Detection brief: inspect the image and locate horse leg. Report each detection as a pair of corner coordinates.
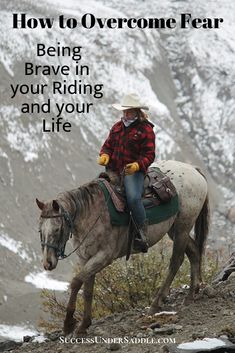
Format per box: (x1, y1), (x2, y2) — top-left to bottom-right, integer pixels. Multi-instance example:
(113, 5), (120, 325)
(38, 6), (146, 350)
(168, 230), (201, 303)
(74, 275), (95, 334)
(64, 250), (111, 336)
(149, 229), (188, 315)
(64, 277), (83, 336)
(184, 237), (201, 304)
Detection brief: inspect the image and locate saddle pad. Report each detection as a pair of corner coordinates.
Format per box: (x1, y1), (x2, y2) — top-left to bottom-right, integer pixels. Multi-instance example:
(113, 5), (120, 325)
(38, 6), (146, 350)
(99, 178), (125, 212)
(97, 180), (180, 226)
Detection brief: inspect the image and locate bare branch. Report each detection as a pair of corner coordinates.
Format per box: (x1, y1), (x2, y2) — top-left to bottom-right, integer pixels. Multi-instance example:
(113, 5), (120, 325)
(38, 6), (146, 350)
(212, 252), (235, 283)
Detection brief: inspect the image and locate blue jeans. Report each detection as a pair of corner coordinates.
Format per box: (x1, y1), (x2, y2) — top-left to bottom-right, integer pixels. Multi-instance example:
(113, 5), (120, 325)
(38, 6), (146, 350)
(124, 172), (146, 227)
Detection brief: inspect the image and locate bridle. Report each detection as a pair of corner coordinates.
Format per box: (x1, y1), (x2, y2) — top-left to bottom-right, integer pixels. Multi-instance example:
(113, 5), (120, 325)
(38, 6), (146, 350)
(39, 204), (74, 260)
(39, 200), (103, 261)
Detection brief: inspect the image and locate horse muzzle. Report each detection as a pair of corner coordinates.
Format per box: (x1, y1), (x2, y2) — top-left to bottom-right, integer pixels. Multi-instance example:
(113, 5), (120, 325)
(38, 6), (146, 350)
(43, 260), (56, 271)
(43, 250), (58, 271)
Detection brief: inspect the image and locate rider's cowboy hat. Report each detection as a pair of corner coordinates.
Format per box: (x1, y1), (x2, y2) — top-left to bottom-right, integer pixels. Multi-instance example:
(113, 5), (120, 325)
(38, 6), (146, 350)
(112, 93), (149, 111)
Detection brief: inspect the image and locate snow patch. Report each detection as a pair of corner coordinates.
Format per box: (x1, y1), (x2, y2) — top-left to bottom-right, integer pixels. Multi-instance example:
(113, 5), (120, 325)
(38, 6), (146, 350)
(24, 271), (69, 291)
(0, 51), (14, 77)
(0, 324), (38, 342)
(65, 163), (76, 181)
(32, 335), (48, 343)
(0, 232), (31, 262)
(0, 147), (14, 186)
(154, 311), (177, 316)
(178, 337), (226, 350)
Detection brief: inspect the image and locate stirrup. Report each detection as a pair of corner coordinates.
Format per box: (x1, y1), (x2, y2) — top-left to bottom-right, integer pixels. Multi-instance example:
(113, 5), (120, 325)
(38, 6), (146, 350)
(131, 218), (149, 253)
(133, 238), (149, 253)
(133, 227), (149, 253)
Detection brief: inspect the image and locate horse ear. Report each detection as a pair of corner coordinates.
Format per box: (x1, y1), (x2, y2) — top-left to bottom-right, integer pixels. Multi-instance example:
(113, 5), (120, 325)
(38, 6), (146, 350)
(52, 200), (60, 212)
(36, 198), (45, 210)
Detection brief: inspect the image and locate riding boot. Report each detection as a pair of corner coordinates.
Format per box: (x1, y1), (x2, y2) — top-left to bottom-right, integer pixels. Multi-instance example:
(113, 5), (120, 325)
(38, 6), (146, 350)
(133, 219), (149, 253)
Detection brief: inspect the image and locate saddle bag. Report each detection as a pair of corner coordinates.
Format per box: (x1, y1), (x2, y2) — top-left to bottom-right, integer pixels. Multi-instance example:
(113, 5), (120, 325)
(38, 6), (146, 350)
(146, 168), (177, 203)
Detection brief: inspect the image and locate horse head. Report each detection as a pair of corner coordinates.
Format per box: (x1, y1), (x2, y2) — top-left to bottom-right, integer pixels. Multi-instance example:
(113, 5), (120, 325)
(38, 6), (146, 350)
(36, 198), (73, 271)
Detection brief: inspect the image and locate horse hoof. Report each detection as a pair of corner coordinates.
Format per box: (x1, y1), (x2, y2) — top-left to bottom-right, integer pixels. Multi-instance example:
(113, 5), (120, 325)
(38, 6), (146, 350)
(75, 320), (91, 335)
(63, 317), (77, 336)
(74, 327), (88, 336)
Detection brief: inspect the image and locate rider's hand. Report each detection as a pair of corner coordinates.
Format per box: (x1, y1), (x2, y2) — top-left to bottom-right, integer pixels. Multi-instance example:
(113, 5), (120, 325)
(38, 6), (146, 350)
(124, 162), (140, 175)
(97, 154), (110, 166)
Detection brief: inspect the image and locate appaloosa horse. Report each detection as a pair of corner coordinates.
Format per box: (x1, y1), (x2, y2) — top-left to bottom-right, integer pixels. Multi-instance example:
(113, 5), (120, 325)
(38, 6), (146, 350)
(36, 160), (209, 336)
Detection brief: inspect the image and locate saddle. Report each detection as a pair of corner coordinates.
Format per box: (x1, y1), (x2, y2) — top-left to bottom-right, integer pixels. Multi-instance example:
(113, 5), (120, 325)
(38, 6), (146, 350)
(97, 167), (179, 261)
(98, 167), (177, 212)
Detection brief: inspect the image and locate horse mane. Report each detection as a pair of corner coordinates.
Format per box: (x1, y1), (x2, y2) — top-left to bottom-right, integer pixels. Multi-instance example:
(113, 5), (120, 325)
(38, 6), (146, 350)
(57, 181), (101, 216)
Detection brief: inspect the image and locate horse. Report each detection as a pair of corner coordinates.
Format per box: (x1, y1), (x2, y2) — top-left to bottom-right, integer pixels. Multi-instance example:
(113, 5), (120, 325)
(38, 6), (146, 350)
(36, 160), (209, 336)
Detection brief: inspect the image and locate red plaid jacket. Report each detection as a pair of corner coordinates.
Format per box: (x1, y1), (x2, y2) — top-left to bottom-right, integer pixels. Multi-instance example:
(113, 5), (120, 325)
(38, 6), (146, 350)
(100, 118), (155, 174)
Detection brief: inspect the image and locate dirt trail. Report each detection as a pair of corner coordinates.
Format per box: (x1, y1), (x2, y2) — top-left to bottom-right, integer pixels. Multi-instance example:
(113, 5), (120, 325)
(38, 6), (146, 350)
(2, 275), (234, 353)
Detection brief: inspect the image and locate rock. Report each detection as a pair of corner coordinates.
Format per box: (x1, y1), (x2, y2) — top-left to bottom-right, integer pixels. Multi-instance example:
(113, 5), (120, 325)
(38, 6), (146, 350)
(107, 342), (122, 351)
(0, 340), (22, 352)
(155, 324), (182, 333)
(113, 315), (125, 323)
(153, 326), (174, 335)
(21, 342), (32, 349)
(136, 332), (147, 338)
(140, 325), (148, 330)
(46, 330), (62, 341)
(149, 322), (161, 329)
(93, 328), (107, 336)
(55, 348), (63, 353)
(220, 325), (235, 338)
(160, 345), (170, 353)
(172, 324), (183, 331)
(203, 285), (216, 298)
(96, 318), (105, 324)
(23, 335), (32, 342)
(191, 331), (207, 340)
(146, 328), (154, 337)
(227, 207), (235, 223)
(219, 334), (228, 339)
(222, 309), (234, 316)
(32, 335), (48, 343)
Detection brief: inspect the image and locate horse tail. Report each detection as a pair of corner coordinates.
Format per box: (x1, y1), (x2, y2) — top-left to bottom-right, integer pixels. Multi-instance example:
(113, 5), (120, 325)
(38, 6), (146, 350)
(194, 168), (210, 275)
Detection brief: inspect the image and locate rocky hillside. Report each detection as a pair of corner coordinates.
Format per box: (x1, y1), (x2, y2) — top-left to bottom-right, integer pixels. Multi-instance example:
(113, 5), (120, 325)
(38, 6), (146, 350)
(1, 275), (235, 353)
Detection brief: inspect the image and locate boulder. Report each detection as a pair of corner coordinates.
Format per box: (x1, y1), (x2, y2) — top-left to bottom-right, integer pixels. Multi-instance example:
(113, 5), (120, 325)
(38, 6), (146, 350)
(227, 207), (235, 223)
(0, 340), (22, 352)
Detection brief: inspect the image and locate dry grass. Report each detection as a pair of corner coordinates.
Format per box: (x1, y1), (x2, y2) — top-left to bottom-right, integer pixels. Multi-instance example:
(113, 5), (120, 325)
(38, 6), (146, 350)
(38, 239), (219, 332)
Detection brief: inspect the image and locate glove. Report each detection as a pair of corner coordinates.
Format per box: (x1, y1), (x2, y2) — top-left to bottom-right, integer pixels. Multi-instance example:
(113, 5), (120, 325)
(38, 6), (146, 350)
(124, 162), (140, 175)
(97, 153), (110, 166)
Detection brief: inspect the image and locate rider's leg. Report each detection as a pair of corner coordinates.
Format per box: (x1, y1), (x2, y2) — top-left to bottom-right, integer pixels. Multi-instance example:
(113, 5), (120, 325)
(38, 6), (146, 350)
(124, 172), (149, 252)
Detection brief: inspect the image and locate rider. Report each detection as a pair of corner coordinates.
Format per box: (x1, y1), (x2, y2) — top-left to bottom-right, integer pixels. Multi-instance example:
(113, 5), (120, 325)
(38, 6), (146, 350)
(97, 93), (156, 252)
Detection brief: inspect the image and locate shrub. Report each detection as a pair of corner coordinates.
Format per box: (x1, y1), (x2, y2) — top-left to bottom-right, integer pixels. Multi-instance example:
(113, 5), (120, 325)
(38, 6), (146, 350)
(38, 239), (219, 332)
